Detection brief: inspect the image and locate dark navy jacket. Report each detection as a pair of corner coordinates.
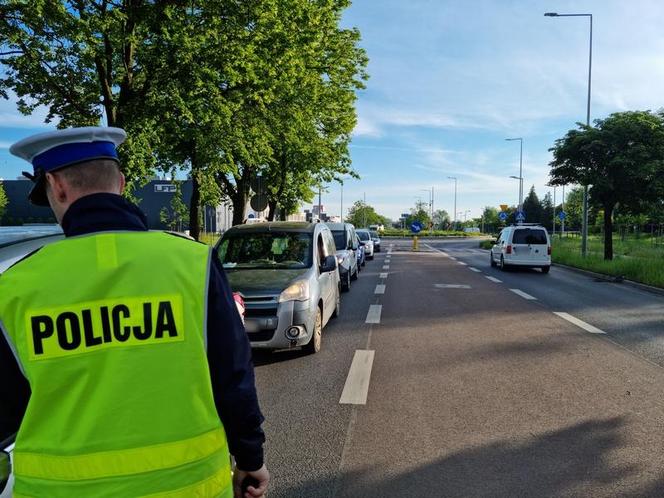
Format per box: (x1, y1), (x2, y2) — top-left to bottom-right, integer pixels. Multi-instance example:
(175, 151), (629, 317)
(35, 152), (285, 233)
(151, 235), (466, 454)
(0, 193), (265, 470)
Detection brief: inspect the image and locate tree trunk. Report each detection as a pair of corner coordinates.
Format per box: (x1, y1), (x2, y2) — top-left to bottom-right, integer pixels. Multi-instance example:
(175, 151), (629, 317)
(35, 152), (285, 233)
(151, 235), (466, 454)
(267, 200), (278, 221)
(603, 203), (614, 260)
(279, 209), (287, 221)
(189, 171), (201, 241)
(231, 190), (248, 226)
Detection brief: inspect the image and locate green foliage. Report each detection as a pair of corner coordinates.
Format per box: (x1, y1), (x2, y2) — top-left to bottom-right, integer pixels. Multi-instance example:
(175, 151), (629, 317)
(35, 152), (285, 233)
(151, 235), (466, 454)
(549, 111), (664, 259)
(432, 209), (450, 229)
(0, 0), (368, 234)
(159, 184), (189, 232)
(552, 236), (664, 288)
(346, 200), (387, 228)
(0, 181), (7, 221)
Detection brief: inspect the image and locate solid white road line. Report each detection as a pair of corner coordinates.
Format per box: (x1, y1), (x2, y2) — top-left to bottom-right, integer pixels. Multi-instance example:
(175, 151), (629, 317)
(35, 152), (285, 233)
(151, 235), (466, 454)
(379, 272), (388, 278)
(339, 350), (375, 405)
(374, 284), (386, 294)
(458, 261), (467, 266)
(509, 288), (537, 300)
(485, 276), (502, 283)
(365, 304), (382, 324)
(468, 267), (482, 272)
(553, 312), (606, 334)
(435, 284), (472, 289)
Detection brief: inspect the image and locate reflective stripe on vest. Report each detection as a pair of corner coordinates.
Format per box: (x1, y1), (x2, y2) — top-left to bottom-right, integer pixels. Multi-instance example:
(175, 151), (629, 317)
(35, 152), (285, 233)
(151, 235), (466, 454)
(14, 428), (226, 481)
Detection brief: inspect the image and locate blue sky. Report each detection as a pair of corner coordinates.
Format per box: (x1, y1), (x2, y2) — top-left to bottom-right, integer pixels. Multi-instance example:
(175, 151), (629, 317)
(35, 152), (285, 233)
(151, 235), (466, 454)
(3, 1), (664, 222)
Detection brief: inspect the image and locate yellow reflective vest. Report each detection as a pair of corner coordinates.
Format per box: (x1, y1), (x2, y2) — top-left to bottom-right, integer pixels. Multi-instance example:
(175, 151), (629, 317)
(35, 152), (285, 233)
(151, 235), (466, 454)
(0, 231), (232, 498)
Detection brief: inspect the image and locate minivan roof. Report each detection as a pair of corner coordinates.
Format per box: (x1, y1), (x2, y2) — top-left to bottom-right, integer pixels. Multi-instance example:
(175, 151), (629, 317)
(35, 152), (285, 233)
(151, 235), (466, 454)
(225, 222), (318, 234)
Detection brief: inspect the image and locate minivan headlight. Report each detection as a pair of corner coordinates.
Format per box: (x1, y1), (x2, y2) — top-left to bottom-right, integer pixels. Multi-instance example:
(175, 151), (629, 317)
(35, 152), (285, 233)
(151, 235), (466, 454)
(279, 280), (310, 302)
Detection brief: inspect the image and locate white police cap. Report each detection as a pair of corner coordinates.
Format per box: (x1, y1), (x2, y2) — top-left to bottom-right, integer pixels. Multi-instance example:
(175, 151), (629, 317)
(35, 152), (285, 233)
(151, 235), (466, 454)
(9, 127), (126, 206)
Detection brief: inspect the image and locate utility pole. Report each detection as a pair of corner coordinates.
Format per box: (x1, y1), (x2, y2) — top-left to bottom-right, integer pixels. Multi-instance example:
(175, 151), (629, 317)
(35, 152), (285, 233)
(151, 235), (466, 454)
(552, 186), (556, 237)
(448, 177), (457, 231)
(363, 191), (366, 228)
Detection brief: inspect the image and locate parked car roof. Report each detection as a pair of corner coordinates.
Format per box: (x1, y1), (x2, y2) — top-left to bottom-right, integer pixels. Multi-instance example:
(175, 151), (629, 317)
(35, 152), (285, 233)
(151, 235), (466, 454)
(325, 222), (354, 231)
(225, 222), (319, 234)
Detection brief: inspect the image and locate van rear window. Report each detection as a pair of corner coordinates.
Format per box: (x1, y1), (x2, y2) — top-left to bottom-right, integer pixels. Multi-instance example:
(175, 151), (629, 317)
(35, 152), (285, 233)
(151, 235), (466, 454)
(513, 229), (547, 245)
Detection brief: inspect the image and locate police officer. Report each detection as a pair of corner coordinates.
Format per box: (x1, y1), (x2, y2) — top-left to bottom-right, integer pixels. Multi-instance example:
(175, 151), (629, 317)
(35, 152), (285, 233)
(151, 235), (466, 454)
(0, 127), (269, 497)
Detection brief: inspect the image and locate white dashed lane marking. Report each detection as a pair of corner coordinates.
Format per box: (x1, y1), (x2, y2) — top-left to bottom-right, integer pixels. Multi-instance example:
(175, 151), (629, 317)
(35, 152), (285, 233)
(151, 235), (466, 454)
(468, 267), (481, 272)
(485, 276), (502, 283)
(435, 284), (472, 289)
(458, 262), (467, 266)
(553, 312), (606, 334)
(339, 350), (375, 405)
(374, 284), (386, 295)
(365, 304), (382, 324)
(379, 272), (388, 278)
(382, 265), (390, 270)
(509, 288), (537, 300)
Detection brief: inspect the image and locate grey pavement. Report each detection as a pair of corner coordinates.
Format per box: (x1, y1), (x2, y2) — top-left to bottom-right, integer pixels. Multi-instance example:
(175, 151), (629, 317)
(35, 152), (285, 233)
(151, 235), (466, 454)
(256, 239), (664, 497)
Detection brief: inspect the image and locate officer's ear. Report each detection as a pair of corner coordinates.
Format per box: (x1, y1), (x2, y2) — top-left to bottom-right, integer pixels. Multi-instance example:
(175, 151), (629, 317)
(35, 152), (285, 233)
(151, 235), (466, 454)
(45, 172), (68, 203)
(118, 171), (126, 194)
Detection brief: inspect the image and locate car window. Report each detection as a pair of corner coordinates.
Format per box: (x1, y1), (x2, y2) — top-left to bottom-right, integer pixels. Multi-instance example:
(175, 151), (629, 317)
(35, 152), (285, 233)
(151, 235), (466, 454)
(323, 230), (336, 256)
(357, 231), (370, 241)
(370, 231), (379, 238)
(512, 228), (548, 245)
(218, 232), (313, 269)
(331, 230), (346, 250)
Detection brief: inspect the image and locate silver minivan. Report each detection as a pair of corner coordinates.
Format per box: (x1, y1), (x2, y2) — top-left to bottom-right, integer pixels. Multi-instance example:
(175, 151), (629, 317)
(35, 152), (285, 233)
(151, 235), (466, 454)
(216, 222), (340, 353)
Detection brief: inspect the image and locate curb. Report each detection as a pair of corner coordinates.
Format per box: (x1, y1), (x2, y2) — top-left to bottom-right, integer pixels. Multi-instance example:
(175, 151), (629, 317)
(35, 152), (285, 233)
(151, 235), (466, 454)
(554, 262), (664, 298)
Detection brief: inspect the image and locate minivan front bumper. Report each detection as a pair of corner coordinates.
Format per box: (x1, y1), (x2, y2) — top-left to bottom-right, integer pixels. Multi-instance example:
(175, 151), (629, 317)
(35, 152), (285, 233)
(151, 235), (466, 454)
(242, 296), (316, 349)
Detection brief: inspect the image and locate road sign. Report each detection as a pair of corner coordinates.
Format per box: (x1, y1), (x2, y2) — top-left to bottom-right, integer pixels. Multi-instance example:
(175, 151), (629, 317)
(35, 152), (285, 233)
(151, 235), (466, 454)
(558, 211), (566, 221)
(499, 212), (508, 221)
(250, 194), (268, 211)
(515, 211), (526, 222)
(411, 221), (423, 233)
(500, 204), (509, 212)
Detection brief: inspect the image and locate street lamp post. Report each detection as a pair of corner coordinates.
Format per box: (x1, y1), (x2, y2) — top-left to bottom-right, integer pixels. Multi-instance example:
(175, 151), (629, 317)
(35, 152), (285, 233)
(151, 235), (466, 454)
(505, 137), (523, 211)
(448, 177), (457, 230)
(509, 175), (523, 218)
(545, 11), (592, 256)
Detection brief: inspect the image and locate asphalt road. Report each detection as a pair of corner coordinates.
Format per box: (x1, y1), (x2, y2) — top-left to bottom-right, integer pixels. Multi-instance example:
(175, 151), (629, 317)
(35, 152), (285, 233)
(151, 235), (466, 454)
(255, 238), (664, 497)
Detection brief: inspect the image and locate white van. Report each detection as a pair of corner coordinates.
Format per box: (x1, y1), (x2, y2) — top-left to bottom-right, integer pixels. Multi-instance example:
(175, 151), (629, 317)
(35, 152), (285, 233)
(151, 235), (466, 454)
(490, 225), (551, 273)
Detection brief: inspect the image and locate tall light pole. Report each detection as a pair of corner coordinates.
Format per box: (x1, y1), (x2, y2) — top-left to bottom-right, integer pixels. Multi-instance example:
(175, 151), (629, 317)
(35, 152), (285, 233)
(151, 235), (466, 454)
(448, 177), (457, 230)
(509, 175), (523, 219)
(545, 11), (592, 256)
(505, 137), (523, 211)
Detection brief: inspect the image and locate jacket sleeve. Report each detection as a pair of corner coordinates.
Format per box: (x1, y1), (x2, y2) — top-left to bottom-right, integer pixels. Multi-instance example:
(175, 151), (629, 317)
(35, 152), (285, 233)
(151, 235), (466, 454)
(0, 328), (30, 443)
(206, 253), (265, 471)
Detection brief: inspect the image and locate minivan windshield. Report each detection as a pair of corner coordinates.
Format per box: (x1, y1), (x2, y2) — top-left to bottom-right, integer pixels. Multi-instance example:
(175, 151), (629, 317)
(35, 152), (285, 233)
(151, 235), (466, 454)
(513, 228), (548, 245)
(331, 230), (347, 251)
(218, 232), (313, 269)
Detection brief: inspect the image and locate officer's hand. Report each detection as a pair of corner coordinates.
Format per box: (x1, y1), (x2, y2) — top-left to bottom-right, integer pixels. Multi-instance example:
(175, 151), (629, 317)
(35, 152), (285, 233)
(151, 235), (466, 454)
(233, 464), (269, 498)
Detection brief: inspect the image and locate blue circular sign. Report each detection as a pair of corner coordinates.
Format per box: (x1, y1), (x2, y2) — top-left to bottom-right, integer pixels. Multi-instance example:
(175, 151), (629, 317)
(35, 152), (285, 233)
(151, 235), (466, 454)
(411, 221), (423, 233)
(558, 211), (566, 221)
(499, 212), (508, 221)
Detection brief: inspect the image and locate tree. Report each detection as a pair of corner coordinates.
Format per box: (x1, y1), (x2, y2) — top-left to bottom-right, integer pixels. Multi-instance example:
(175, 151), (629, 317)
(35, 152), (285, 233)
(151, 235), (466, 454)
(560, 187), (584, 231)
(549, 111), (664, 259)
(0, 181), (7, 221)
(482, 206), (500, 232)
(432, 209), (450, 230)
(541, 192), (554, 231)
(346, 200), (386, 228)
(406, 200), (431, 228)
(0, 1), (170, 187)
(522, 185), (542, 226)
(159, 183), (189, 232)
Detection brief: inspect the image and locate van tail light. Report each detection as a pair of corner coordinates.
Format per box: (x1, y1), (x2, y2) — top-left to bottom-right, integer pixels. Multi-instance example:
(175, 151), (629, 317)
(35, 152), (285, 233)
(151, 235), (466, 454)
(547, 246), (552, 256)
(506, 245), (512, 254)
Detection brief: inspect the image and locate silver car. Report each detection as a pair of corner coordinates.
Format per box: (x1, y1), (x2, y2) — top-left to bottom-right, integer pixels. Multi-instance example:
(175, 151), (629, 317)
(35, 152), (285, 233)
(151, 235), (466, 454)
(216, 222), (341, 353)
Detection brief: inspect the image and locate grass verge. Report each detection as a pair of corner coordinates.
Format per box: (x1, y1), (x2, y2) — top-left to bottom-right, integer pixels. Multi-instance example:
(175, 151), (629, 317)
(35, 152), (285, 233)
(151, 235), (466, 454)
(552, 236), (664, 288)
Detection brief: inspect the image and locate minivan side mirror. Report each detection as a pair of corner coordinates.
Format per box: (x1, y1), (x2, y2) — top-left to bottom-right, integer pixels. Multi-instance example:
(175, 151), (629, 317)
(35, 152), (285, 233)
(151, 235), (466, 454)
(320, 255), (337, 273)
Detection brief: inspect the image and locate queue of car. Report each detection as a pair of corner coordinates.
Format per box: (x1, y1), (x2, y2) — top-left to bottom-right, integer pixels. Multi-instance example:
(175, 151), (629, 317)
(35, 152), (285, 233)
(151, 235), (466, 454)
(214, 221), (380, 355)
